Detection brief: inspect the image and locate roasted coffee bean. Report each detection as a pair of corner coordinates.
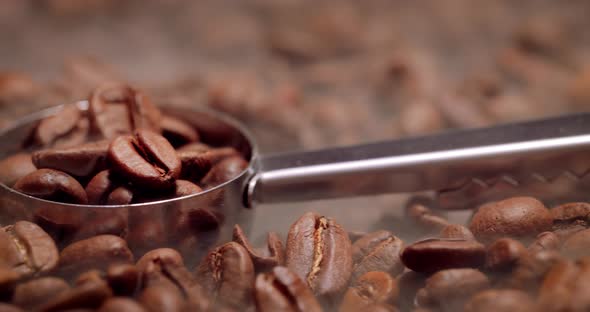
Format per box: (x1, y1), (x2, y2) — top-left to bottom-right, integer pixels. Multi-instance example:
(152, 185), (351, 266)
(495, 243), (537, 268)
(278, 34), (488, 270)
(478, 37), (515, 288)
(561, 228), (590, 259)
(285, 212), (353, 298)
(33, 105), (88, 148)
(174, 180), (202, 197)
(0, 221), (58, 276)
(177, 150), (213, 182)
(553, 220), (587, 242)
(348, 231), (367, 243)
(39, 277), (113, 312)
(485, 238), (527, 272)
(127, 218), (167, 255)
(469, 197), (552, 243)
(75, 269), (105, 285)
(538, 259), (590, 312)
(351, 230), (404, 280)
(13, 169), (88, 204)
(106, 264), (139, 296)
(506, 250), (562, 291)
(85, 170), (120, 204)
(201, 155), (248, 187)
(401, 238), (485, 273)
(0, 303), (23, 312)
(233, 224), (284, 272)
(161, 115), (200, 148)
(195, 241), (255, 308)
(69, 211), (128, 242)
(98, 297), (146, 312)
(89, 83), (161, 139)
(136, 248), (184, 274)
(32, 140), (109, 179)
(33, 206), (84, 243)
(464, 289), (536, 312)
(138, 284), (184, 312)
(107, 186), (134, 204)
(59, 235), (134, 276)
(528, 231), (560, 254)
(440, 224), (475, 240)
(551, 202), (590, 225)
(108, 129), (181, 189)
(339, 271), (398, 312)
(415, 269), (489, 312)
(405, 202), (449, 232)
(176, 142), (212, 153)
(255, 266), (322, 312)
(0, 267), (19, 300)
(12, 277), (70, 310)
(0, 153), (36, 187)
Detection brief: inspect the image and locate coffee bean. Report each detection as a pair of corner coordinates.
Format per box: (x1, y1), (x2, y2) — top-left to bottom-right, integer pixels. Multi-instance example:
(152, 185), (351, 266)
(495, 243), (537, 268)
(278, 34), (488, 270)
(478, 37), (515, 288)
(85, 170), (120, 205)
(136, 248), (184, 274)
(38, 277), (113, 312)
(174, 180), (202, 197)
(339, 271), (398, 312)
(0, 154), (36, 187)
(440, 224), (475, 240)
(108, 129), (181, 189)
(98, 298), (146, 312)
(0, 267), (19, 300)
(0, 221), (58, 276)
(32, 140), (109, 179)
(538, 259), (590, 312)
(161, 115), (200, 148)
(415, 269), (489, 311)
(506, 250), (562, 291)
(89, 83), (161, 139)
(33, 206), (84, 243)
(255, 266), (322, 312)
(69, 211), (128, 242)
(12, 277), (70, 310)
(553, 221), (587, 242)
(106, 264), (139, 296)
(401, 238), (485, 273)
(405, 202), (449, 232)
(485, 238), (526, 272)
(285, 212), (353, 298)
(0, 303), (24, 312)
(233, 224), (284, 272)
(138, 284), (184, 312)
(195, 241), (255, 308)
(107, 186), (134, 205)
(469, 197), (552, 243)
(33, 105), (88, 148)
(59, 235), (134, 277)
(201, 155), (248, 187)
(464, 289), (536, 312)
(13, 169), (88, 204)
(351, 230), (404, 280)
(127, 218), (167, 255)
(551, 202), (590, 225)
(528, 231), (560, 254)
(176, 142), (212, 153)
(561, 228), (590, 259)
(177, 150), (213, 183)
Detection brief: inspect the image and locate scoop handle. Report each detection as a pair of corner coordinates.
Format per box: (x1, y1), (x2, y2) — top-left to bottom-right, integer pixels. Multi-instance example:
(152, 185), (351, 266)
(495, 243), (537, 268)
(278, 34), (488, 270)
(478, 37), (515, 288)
(244, 113), (590, 208)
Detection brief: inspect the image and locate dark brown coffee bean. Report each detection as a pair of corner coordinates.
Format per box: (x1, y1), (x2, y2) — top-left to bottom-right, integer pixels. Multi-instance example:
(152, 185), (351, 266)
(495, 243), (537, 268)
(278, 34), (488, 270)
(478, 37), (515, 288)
(285, 212), (353, 298)
(108, 130), (181, 189)
(174, 180), (202, 197)
(136, 248), (184, 274)
(405, 202), (449, 232)
(161, 115), (200, 148)
(485, 237), (526, 271)
(127, 218), (167, 255)
(32, 140), (109, 179)
(351, 230), (404, 280)
(70, 211), (128, 242)
(12, 277), (70, 310)
(39, 278), (113, 312)
(201, 155), (248, 187)
(561, 228), (590, 259)
(85, 170), (119, 205)
(339, 271), (398, 312)
(177, 150), (213, 182)
(0, 153), (36, 187)
(255, 266), (322, 312)
(464, 289), (536, 312)
(0, 303), (23, 312)
(89, 83), (161, 139)
(469, 197), (552, 243)
(13, 169), (88, 204)
(440, 224), (475, 240)
(538, 259), (590, 312)
(0, 267), (19, 300)
(401, 238), (486, 273)
(528, 231), (560, 254)
(0, 221), (58, 276)
(107, 186), (134, 205)
(59, 235), (134, 276)
(233, 224), (284, 272)
(506, 250), (562, 291)
(551, 202), (590, 225)
(107, 264), (139, 296)
(176, 142), (211, 153)
(98, 298), (146, 312)
(33, 206), (84, 243)
(158, 262), (210, 311)
(33, 105), (87, 148)
(138, 284), (184, 312)
(195, 241), (255, 308)
(415, 269), (489, 311)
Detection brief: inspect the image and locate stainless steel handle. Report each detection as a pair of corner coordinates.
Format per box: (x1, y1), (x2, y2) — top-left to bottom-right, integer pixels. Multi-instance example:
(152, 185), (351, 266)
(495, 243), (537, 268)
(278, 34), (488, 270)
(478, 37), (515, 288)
(245, 113), (590, 207)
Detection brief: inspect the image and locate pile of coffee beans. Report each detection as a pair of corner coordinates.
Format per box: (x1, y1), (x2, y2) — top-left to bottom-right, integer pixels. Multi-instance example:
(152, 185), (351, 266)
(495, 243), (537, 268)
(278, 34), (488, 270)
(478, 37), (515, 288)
(1, 196), (590, 311)
(0, 83), (248, 205)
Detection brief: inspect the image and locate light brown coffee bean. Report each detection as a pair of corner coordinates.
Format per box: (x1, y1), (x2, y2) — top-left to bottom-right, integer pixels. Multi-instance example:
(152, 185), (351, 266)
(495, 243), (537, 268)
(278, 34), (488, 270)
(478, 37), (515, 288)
(39, 278), (113, 312)
(416, 269), (489, 312)
(136, 248), (184, 275)
(538, 259), (590, 312)
(69, 211), (128, 242)
(0, 221), (58, 276)
(405, 201), (449, 232)
(551, 202), (590, 225)
(506, 250), (562, 291)
(255, 266), (322, 312)
(33, 105), (88, 148)
(469, 197), (552, 243)
(440, 224), (475, 240)
(561, 228), (590, 259)
(174, 180), (202, 197)
(528, 232), (560, 254)
(401, 239), (486, 273)
(85, 170), (120, 205)
(285, 212), (353, 298)
(32, 139), (109, 179)
(13, 169), (88, 204)
(351, 230), (404, 280)
(464, 289), (536, 312)
(161, 115), (200, 148)
(107, 186), (134, 205)
(233, 224), (284, 272)
(98, 297), (146, 312)
(138, 284), (184, 312)
(339, 271), (398, 312)
(12, 277), (70, 310)
(59, 235), (134, 276)
(0, 153), (36, 187)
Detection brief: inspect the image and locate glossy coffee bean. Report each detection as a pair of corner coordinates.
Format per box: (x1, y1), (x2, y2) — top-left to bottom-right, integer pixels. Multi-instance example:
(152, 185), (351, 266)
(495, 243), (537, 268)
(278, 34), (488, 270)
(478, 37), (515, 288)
(173, 180), (202, 197)
(528, 231), (560, 254)
(440, 224), (475, 240)
(561, 228), (590, 259)
(233, 224), (284, 272)
(401, 238), (486, 273)
(138, 284), (184, 312)
(0, 221), (58, 276)
(13, 169), (88, 204)
(33, 105), (87, 148)
(127, 218), (167, 255)
(464, 289), (536, 312)
(285, 212), (353, 298)
(255, 266), (322, 312)
(85, 170), (120, 204)
(106, 264), (139, 296)
(538, 260), (590, 312)
(177, 150), (213, 183)
(469, 197), (552, 243)
(161, 115), (200, 148)
(405, 201), (449, 232)
(59, 235), (134, 276)
(339, 271), (398, 312)
(69, 211), (128, 242)
(415, 269), (489, 311)
(32, 140), (109, 179)
(551, 202), (590, 225)
(485, 238), (527, 272)
(351, 230), (404, 280)
(39, 277), (113, 312)
(201, 155), (248, 187)
(98, 298), (146, 312)
(12, 277), (70, 310)
(507, 250), (562, 291)
(0, 153), (36, 187)
(108, 130), (181, 189)
(33, 206), (85, 243)
(136, 248), (184, 274)
(107, 186), (134, 205)
(196, 242), (255, 308)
